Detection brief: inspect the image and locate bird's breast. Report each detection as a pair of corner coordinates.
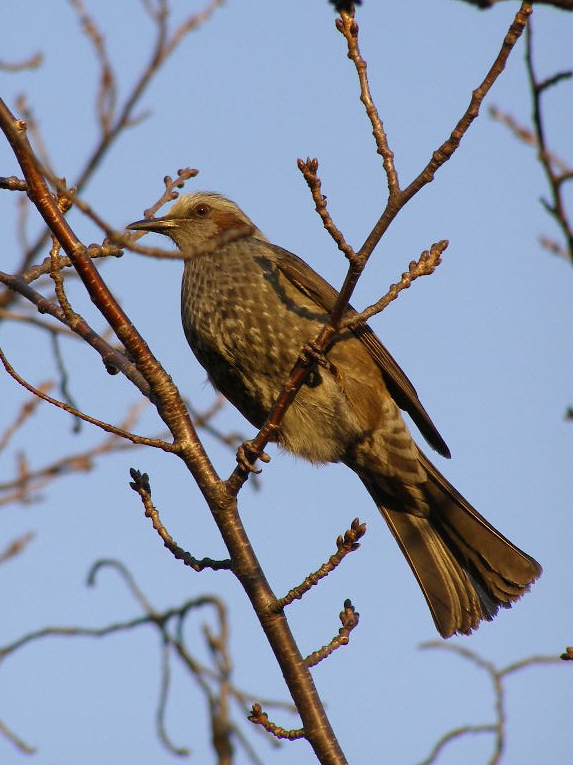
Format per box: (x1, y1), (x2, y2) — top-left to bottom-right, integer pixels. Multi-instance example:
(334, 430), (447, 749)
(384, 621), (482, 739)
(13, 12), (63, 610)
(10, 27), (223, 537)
(179, 241), (369, 463)
(180, 246), (314, 417)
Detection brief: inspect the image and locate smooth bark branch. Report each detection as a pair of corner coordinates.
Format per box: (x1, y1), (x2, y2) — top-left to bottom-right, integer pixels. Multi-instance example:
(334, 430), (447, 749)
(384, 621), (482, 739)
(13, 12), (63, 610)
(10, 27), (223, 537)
(0, 98), (219, 496)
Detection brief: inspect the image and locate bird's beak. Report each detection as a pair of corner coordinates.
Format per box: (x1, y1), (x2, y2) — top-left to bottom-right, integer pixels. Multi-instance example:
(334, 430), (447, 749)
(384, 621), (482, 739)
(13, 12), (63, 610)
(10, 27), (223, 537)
(126, 216), (177, 234)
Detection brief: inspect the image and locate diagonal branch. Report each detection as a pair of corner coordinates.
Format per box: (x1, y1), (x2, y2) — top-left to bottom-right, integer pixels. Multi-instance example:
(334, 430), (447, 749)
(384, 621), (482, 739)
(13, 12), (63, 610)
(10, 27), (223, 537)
(0, 346), (175, 451)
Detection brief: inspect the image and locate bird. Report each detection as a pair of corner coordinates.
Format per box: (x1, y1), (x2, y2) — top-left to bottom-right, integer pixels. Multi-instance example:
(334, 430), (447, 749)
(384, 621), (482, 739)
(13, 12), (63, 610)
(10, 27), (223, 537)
(128, 191), (542, 638)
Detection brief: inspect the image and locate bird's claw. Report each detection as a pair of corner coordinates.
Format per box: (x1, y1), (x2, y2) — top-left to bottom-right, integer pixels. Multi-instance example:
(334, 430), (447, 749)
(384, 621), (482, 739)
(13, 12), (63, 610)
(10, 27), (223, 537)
(301, 340), (337, 374)
(236, 440), (271, 474)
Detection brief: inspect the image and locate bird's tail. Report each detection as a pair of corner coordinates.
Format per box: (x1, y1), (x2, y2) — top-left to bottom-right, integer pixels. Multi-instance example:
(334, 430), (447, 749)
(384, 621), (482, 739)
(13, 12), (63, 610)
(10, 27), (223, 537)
(352, 452), (542, 638)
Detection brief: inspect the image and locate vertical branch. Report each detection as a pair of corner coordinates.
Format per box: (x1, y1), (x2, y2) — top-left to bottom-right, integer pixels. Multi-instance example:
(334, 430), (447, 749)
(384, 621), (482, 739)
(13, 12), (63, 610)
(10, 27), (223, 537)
(525, 22), (573, 262)
(336, 11), (400, 195)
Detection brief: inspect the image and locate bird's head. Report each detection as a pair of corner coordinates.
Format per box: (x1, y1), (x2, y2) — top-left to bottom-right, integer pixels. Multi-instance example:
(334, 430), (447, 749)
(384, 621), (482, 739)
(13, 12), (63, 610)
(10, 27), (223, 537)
(126, 191), (267, 250)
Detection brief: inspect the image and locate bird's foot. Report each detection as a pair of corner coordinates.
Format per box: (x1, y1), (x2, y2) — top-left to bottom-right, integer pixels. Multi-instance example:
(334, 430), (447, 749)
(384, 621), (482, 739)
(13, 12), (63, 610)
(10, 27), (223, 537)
(236, 439), (271, 474)
(300, 340), (337, 375)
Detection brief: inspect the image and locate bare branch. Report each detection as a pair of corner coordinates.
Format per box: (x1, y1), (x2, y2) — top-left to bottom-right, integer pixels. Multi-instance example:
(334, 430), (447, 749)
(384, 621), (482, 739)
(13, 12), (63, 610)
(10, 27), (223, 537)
(70, 0), (117, 135)
(275, 519), (366, 610)
(417, 641), (565, 765)
(0, 52), (43, 72)
(0, 175), (27, 191)
(0, 347), (175, 451)
(297, 157), (357, 262)
(248, 704), (305, 741)
(304, 600), (359, 668)
(0, 267), (150, 395)
(525, 22), (573, 262)
(0, 718), (36, 756)
(129, 468), (232, 571)
(2, 0), (222, 284)
(0, 532), (35, 565)
(342, 241), (447, 329)
(143, 167), (199, 218)
(0, 382), (50, 454)
(336, 9), (399, 194)
(360, 1), (533, 261)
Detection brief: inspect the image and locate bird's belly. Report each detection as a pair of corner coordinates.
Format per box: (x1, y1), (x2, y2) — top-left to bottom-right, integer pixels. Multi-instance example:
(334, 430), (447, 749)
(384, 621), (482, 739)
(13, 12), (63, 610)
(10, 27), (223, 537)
(184, 315), (364, 464)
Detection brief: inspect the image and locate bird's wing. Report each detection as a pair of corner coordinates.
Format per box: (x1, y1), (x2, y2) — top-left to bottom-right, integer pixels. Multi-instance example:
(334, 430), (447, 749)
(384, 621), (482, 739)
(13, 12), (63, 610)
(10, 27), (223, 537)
(268, 242), (451, 458)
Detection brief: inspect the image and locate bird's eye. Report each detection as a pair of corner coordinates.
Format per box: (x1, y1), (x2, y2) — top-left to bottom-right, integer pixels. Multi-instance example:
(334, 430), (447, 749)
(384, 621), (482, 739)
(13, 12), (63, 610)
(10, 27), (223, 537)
(194, 203), (211, 217)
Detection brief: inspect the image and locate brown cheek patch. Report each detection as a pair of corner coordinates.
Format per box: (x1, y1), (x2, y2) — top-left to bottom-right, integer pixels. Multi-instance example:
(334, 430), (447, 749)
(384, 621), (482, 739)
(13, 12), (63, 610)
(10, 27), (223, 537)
(211, 209), (246, 231)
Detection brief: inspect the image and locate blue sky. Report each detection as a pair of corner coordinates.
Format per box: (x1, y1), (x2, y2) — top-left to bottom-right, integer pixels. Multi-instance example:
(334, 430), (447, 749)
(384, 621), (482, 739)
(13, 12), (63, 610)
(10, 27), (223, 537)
(1, 2), (572, 764)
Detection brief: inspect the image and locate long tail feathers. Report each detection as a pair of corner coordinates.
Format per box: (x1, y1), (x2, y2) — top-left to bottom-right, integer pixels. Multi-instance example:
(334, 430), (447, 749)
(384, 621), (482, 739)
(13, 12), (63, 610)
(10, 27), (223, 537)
(355, 453), (542, 638)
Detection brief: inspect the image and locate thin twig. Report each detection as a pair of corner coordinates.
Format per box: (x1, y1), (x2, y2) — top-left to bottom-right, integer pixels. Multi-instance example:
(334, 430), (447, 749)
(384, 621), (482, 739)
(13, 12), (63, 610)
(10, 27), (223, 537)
(0, 717), (36, 755)
(0, 268), (150, 396)
(417, 640), (564, 765)
(0, 532), (35, 565)
(0, 53), (43, 72)
(297, 158), (357, 262)
(143, 168), (199, 218)
(0, 0), (221, 287)
(341, 241), (447, 329)
(0, 175), (27, 191)
(0, 347), (175, 451)
(248, 704), (305, 741)
(336, 10), (399, 194)
(304, 600), (359, 668)
(0, 383), (50, 454)
(525, 22), (573, 261)
(275, 519), (366, 610)
(129, 468), (232, 571)
(360, 2), (533, 262)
